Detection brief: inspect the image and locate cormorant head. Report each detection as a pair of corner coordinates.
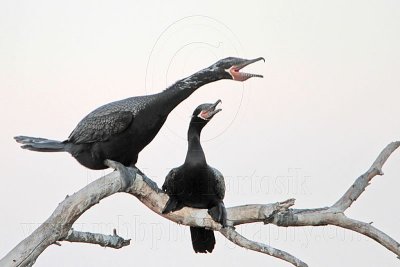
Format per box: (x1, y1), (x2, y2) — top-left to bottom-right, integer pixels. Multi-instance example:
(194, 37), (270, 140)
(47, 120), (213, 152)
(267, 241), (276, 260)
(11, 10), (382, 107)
(191, 100), (222, 126)
(209, 57), (265, 81)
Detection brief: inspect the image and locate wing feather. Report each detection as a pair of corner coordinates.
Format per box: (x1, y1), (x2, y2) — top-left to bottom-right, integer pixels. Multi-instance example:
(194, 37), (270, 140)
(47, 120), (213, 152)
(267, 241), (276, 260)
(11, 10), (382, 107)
(162, 168), (179, 193)
(211, 167), (225, 200)
(68, 111), (133, 144)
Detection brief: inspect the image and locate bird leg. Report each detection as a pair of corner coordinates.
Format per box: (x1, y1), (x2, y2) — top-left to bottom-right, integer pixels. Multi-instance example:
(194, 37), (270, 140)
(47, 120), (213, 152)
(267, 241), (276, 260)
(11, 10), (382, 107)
(104, 159), (133, 190)
(208, 201), (227, 228)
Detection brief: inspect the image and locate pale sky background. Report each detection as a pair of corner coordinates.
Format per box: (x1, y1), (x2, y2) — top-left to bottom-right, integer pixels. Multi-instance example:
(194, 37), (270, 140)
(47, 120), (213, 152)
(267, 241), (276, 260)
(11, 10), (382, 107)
(1, 1), (400, 266)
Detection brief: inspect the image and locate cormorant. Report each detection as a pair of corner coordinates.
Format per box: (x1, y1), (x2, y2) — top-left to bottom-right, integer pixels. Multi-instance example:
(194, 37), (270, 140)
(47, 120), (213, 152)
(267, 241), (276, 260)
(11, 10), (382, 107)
(162, 100), (226, 253)
(15, 57), (264, 170)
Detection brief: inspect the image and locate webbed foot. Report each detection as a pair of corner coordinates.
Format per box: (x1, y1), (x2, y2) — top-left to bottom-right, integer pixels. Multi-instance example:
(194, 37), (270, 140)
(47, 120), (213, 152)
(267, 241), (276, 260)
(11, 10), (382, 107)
(208, 201), (227, 227)
(162, 196), (184, 214)
(104, 159), (133, 190)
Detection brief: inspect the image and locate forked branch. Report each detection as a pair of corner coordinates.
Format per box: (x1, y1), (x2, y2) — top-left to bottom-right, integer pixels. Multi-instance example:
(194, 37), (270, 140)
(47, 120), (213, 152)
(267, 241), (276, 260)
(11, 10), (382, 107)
(1, 142), (399, 267)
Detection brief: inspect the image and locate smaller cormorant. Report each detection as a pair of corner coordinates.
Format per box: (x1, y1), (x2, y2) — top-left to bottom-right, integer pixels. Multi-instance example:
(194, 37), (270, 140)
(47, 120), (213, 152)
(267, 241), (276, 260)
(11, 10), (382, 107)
(15, 57), (264, 170)
(162, 100), (226, 253)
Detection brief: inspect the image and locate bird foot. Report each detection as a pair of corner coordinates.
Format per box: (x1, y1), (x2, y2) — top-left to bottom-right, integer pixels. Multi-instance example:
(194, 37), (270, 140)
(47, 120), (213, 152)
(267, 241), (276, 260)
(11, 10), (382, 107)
(208, 202), (228, 228)
(104, 159), (133, 190)
(162, 196), (184, 214)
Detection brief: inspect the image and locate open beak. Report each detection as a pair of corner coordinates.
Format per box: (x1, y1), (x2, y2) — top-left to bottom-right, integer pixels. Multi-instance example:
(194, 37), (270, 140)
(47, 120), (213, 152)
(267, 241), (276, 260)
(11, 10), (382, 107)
(200, 100), (222, 120)
(229, 57), (265, 81)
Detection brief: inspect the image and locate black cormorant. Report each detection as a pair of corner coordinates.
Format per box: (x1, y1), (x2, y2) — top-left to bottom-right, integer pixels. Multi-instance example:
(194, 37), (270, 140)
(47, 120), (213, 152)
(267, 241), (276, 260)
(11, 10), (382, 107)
(162, 100), (226, 253)
(15, 57), (264, 169)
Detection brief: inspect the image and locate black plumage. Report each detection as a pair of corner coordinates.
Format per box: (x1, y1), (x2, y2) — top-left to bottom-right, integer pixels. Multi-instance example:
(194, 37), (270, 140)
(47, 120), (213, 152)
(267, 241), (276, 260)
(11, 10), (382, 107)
(15, 57), (264, 170)
(162, 100), (227, 253)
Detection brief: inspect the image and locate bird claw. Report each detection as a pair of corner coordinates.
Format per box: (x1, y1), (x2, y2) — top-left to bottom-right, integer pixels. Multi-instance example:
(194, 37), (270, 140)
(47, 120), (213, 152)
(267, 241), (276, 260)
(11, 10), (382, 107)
(104, 159), (133, 190)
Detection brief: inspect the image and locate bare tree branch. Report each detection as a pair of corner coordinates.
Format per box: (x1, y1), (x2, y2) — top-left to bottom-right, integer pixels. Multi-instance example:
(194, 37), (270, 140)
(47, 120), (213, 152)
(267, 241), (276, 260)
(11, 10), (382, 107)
(328, 215), (400, 256)
(63, 229), (131, 249)
(0, 170), (129, 267)
(271, 141), (400, 258)
(0, 167), (294, 267)
(1, 142), (399, 267)
(220, 227), (307, 267)
(332, 141), (400, 211)
(271, 208), (400, 257)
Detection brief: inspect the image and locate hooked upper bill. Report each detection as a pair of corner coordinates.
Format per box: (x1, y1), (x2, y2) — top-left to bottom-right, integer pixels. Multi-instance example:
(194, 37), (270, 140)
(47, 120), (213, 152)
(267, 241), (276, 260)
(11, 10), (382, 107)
(227, 57), (265, 81)
(199, 100), (222, 120)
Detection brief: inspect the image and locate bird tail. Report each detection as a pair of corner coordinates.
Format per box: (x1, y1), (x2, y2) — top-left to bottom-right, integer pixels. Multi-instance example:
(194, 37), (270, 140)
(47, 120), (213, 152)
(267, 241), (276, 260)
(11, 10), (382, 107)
(14, 136), (66, 152)
(190, 227), (215, 253)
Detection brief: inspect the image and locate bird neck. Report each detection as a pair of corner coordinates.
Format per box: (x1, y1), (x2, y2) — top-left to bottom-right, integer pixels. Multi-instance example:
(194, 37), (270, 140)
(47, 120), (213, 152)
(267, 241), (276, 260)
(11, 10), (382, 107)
(158, 68), (219, 115)
(184, 124), (207, 166)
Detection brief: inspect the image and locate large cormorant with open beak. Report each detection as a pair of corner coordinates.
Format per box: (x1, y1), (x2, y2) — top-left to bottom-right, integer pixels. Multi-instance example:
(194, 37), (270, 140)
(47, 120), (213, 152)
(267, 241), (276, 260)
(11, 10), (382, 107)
(15, 57), (264, 169)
